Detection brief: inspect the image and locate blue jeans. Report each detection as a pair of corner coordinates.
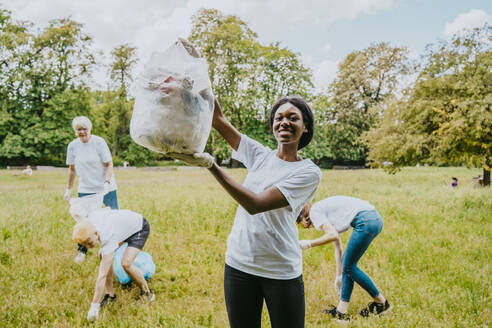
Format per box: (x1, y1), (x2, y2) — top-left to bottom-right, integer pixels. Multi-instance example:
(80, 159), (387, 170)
(77, 190), (119, 254)
(78, 190), (119, 210)
(341, 210), (383, 302)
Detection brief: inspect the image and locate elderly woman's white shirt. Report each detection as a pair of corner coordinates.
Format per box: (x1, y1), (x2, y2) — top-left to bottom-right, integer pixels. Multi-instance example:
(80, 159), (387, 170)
(66, 135), (117, 193)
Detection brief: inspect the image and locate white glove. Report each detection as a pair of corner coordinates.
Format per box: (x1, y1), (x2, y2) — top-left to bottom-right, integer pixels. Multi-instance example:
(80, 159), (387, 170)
(168, 152), (214, 168)
(87, 303), (100, 321)
(334, 275), (342, 296)
(64, 189), (72, 202)
(103, 181), (111, 194)
(299, 240), (312, 250)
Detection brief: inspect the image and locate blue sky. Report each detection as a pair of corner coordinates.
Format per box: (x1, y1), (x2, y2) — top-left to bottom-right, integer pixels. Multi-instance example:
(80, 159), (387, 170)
(3, 0), (491, 90)
(318, 0), (492, 58)
(295, 0), (492, 89)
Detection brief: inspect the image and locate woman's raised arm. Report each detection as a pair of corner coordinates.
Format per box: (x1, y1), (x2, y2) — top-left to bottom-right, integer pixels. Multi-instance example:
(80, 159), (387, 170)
(212, 98), (241, 151)
(208, 163), (289, 214)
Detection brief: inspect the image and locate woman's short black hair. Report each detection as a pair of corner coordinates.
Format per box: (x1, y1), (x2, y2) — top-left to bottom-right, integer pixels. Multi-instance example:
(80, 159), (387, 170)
(269, 96), (314, 150)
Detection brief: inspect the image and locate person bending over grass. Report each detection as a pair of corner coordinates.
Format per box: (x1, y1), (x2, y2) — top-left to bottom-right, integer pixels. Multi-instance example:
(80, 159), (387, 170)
(172, 96), (321, 328)
(297, 196), (390, 322)
(72, 208), (154, 321)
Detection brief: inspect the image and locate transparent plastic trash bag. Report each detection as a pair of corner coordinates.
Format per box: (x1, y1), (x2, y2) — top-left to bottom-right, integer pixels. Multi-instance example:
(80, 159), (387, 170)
(69, 193), (104, 222)
(130, 39), (214, 154)
(113, 243), (156, 284)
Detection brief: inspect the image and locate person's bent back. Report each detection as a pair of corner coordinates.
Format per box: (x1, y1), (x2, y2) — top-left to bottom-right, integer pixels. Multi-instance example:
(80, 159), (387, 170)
(72, 208), (153, 321)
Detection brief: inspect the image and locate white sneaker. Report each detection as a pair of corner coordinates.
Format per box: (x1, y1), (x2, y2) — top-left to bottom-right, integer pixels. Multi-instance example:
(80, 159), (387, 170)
(74, 252), (86, 264)
(140, 289), (155, 303)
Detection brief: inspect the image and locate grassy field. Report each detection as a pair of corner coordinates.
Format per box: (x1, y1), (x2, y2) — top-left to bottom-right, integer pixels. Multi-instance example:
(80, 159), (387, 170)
(0, 167), (490, 327)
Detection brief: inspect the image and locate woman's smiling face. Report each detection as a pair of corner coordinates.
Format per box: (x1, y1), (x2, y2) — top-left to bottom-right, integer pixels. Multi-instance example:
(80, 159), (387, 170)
(272, 103), (307, 147)
(76, 126), (90, 143)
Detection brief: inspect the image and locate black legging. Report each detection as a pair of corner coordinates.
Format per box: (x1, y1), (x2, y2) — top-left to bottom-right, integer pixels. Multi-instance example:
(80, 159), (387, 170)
(224, 264), (305, 328)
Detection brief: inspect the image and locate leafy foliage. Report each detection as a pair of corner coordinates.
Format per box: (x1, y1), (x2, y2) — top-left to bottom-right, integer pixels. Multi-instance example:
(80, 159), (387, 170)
(0, 11), (94, 165)
(366, 25), (492, 184)
(1, 7), (488, 175)
(325, 42), (410, 164)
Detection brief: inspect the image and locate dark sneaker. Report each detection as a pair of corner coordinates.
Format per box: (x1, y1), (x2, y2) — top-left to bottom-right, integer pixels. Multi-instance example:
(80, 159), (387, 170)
(360, 300), (391, 317)
(100, 294), (116, 307)
(140, 289), (155, 303)
(322, 305), (350, 323)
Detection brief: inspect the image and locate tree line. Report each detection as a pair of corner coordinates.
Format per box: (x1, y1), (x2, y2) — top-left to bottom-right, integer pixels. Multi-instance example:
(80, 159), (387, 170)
(0, 8), (490, 185)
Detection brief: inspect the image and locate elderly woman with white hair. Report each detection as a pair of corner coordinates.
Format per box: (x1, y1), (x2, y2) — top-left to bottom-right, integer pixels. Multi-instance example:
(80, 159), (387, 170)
(65, 116), (119, 263)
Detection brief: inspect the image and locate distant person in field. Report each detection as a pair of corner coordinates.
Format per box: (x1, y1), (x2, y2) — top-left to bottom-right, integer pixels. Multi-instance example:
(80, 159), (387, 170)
(22, 165), (33, 176)
(72, 208), (154, 321)
(175, 96), (321, 328)
(297, 196), (390, 322)
(65, 116), (119, 263)
(451, 177), (458, 187)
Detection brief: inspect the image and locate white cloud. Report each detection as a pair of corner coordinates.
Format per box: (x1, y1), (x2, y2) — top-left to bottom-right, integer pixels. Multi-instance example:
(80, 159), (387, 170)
(322, 43), (332, 53)
(3, 0), (186, 59)
(313, 60), (339, 91)
(3, 0), (396, 52)
(2, 0), (395, 89)
(3, 0), (193, 88)
(193, 0), (398, 45)
(443, 9), (491, 37)
(302, 55), (339, 91)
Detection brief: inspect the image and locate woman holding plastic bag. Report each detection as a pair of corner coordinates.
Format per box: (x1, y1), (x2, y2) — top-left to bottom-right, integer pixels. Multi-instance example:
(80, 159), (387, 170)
(65, 116), (119, 263)
(214, 97), (321, 328)
(175, 97), (321, 328)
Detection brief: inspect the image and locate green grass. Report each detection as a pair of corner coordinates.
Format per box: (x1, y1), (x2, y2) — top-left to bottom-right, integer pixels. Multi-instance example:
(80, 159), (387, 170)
(0, 167), (490, 327)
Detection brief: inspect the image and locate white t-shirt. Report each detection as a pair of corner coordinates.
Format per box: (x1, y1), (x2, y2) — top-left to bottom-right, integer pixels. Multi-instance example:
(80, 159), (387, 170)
(309, 196), (375, 233)
(88, 209), (143, 255)
(226, 135), (321, 279)
(66, 135), (117, 193)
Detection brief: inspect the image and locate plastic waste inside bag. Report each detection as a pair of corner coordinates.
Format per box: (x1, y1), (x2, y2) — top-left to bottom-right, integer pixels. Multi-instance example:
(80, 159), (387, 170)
(113, 243), (156, 284)
(69, 193), (104, 222)
(130, 39), (214, 155)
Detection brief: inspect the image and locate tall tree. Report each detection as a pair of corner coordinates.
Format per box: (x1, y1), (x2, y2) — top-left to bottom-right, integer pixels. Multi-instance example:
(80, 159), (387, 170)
(90, 90), (135, 159)
(366, 25), (492, 185)
(108, 44), (137, 156)
(301, 93), (334, 166)
(0, 13), (94, 165)
(110, 44), (137, 96)
(0, 9), (31, 161)
(327, 42), (410, 164)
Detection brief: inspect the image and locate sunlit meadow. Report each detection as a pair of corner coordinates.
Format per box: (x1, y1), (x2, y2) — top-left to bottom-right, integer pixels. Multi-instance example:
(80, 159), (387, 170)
(0, 167), (490, 327)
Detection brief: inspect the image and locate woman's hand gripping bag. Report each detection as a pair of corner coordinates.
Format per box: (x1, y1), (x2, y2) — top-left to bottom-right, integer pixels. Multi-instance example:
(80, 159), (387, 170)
(69, 193), (104, 222)
(130, 39), (214, 154)
(113, 243), (156, 284)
